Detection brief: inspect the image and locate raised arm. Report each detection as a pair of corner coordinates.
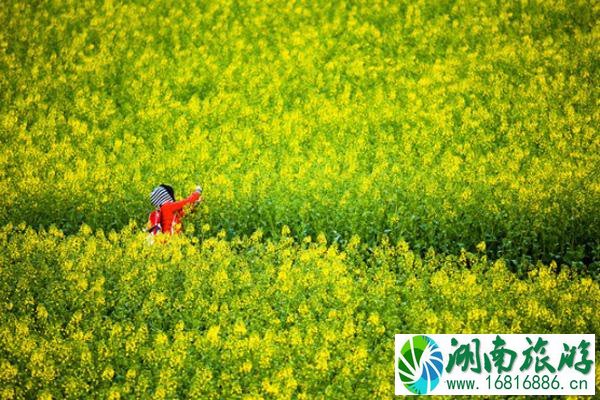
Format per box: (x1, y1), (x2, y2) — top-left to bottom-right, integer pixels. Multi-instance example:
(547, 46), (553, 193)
(163, 190), (201, 213)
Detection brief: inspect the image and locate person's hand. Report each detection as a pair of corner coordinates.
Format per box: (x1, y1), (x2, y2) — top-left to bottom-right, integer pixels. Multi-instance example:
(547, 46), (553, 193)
(194, 186), (203, 204)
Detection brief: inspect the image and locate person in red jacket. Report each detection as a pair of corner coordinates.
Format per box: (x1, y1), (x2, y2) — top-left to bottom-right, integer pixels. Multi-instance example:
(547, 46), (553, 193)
(148, 184), (202, 235)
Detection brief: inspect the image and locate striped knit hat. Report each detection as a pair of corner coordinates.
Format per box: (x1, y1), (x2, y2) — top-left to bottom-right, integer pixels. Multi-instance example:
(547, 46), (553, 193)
(150, 184), (175, 208)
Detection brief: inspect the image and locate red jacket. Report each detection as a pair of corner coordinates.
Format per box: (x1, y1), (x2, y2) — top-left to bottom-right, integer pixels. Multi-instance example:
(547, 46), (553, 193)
(148, 191), (200, 234)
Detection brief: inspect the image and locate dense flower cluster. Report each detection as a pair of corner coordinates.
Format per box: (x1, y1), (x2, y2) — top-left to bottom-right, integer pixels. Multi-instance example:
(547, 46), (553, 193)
(0, 0), (598, 267)
(0, 224), (598, 399)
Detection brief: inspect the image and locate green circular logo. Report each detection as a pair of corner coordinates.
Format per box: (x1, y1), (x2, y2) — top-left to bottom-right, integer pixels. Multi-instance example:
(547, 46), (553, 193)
(397, 335), (444, 394)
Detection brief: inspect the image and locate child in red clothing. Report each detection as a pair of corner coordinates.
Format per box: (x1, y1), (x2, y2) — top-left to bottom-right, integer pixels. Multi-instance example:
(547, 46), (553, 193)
(148, 184), (202, 235)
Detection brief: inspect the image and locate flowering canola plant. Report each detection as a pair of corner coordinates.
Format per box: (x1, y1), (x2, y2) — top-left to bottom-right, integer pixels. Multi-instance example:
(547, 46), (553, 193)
(0, 0), (598, 266)
(0, 224), (598, 399)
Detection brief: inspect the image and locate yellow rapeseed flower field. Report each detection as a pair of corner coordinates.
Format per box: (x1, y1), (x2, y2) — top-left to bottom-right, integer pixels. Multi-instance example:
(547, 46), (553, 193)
(0, 0), (598, 398)
(0, 225), (599, 398)
(0, 0), (598, 266)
